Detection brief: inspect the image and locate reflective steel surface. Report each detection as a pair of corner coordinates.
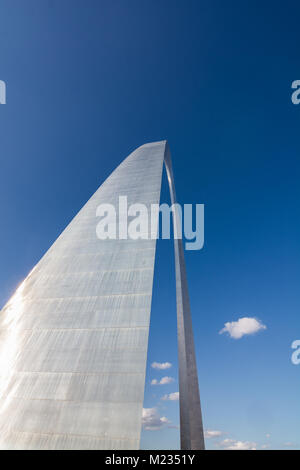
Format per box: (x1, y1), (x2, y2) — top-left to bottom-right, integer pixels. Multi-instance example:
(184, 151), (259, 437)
(0, 141), (205, 450)
(0, 142), (165, 449)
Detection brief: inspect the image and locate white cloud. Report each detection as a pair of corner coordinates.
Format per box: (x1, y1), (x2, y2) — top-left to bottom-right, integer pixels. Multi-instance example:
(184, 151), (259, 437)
(219, 317), (266, 339)
(204, 430), (224, 439)
(161, 392), (179, 401)
(151, 362), (172, 370)
(142, 408), (170, 431)
(160, 376), (174, 385)
(151, 376), (174, 386)
(218, 438), (257, 450)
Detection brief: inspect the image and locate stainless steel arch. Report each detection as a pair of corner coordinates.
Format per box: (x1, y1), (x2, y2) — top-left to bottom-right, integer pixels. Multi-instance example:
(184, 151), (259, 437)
(164, 143), (205, 450)
(0, 141), (204, 450)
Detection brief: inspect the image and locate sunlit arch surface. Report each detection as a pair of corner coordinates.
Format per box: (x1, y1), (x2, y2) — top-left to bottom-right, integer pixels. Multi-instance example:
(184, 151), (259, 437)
(0, 141), (204, 450)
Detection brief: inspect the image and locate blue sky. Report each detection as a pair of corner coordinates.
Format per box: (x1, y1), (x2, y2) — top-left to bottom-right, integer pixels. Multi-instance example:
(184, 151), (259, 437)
(0, 0), (300, 450)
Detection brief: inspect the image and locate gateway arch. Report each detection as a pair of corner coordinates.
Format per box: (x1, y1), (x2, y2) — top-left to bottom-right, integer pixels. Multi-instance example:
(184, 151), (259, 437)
(0, 141), (205, 450)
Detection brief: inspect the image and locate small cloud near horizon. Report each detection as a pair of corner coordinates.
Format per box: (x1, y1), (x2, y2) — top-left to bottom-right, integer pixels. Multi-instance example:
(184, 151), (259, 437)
(142, 408), (170, 431)
(204, 430), (224, 439)
(151, 362), (172, 370)
(151, 376), (174, 386)
(161, 391), (179, 401)
(217, 438), (257, 450)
